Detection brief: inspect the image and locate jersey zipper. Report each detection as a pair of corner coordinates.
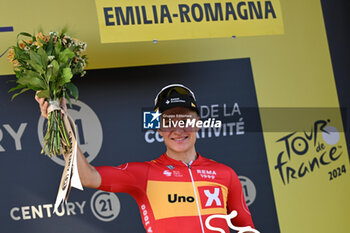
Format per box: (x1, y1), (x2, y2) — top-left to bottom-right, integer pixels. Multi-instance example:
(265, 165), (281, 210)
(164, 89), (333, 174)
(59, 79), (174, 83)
(184, 161), (205, 233)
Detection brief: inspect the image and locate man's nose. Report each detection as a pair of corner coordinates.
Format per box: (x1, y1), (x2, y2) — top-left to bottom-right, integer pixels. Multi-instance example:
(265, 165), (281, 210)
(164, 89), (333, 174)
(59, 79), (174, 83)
(173, 121), (185, 133)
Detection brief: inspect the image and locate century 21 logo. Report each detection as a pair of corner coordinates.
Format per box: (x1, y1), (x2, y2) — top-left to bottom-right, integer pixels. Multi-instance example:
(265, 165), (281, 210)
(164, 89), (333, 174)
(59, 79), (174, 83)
(274, 119), (343, 184)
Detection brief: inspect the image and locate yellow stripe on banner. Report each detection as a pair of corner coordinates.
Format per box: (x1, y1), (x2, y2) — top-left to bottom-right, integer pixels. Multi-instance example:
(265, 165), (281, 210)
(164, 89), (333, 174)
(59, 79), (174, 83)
(249, 0), (350, 232)
(146, 181), (228, 220)
(94, 0), (284, 43)
(0, 0), (284, 76)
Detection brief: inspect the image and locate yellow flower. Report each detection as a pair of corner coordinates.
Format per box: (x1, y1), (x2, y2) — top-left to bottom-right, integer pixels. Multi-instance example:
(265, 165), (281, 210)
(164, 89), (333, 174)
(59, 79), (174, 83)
(19, 39), (33, 50)
(34, 32), (45, 47)
(7, 48), (15, 62)
(34, 41), (42, 47)
(44, 35), (50, 42)
(8, 48), (21, 69)
(11, 59), (21, 70)
(12, 59), (21, 67)
(19, 41), (26, 50)
(35, 32), (44, 40)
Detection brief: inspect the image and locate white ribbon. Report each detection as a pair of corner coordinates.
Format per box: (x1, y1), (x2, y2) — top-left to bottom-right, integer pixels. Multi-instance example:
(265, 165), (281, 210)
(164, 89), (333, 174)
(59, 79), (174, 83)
(47, 102), (83, 214)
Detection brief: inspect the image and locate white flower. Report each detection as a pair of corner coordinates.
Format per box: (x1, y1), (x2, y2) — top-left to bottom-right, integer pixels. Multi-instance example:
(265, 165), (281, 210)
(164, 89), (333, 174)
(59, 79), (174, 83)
(48, 56), (55, 61)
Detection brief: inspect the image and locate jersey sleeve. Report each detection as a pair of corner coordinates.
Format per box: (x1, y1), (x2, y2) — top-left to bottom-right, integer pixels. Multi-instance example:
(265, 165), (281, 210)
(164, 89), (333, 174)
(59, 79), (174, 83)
(227, 168), (255, 228)
(95, 162), (149, 195)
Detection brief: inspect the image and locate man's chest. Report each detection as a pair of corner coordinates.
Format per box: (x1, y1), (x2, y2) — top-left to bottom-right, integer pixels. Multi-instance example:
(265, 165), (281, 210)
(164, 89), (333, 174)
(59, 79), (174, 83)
(145, 165), (229, 220)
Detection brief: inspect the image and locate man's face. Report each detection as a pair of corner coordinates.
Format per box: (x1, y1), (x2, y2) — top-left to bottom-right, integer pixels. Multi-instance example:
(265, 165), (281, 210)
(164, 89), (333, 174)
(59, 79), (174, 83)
(158, 107), (199, 154)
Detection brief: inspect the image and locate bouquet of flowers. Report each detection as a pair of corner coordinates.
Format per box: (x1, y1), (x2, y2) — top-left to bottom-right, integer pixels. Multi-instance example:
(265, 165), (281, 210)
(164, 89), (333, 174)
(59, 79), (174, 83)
(7, 29), (87, 157)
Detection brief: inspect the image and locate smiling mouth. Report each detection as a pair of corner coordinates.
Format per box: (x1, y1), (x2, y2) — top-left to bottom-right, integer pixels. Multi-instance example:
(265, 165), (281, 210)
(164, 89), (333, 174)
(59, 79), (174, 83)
(172, 136), (189, 141)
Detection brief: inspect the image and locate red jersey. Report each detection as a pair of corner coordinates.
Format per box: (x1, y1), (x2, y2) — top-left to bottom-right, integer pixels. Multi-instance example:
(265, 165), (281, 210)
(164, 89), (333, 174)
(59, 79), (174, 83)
(95, 153), (254, 233)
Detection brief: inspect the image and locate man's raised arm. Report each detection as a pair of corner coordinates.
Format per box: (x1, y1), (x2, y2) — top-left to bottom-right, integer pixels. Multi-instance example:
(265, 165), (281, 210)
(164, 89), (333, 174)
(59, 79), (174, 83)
(35, 94), (101, 189)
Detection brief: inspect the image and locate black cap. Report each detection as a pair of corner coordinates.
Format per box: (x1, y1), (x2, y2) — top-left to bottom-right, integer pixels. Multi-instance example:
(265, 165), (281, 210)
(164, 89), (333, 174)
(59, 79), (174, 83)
(154, 84), (199, 114)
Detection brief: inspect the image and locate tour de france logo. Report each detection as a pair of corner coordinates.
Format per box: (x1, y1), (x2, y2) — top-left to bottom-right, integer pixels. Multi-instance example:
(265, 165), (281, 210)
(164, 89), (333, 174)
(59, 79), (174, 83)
(38, 100), (103, 166)
(274, 119), (345, 185)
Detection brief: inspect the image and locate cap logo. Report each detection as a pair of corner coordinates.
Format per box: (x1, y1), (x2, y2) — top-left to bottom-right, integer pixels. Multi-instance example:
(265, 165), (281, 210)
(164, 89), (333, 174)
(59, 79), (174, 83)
(170, 98), (186, 103)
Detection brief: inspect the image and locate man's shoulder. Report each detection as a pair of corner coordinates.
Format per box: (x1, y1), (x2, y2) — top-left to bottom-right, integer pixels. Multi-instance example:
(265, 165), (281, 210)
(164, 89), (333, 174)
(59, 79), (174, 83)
(114, 161), (152, 170)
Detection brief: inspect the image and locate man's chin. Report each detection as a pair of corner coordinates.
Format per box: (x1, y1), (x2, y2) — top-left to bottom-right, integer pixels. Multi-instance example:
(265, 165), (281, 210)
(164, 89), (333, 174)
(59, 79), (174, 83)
(168, 146), (190, 154)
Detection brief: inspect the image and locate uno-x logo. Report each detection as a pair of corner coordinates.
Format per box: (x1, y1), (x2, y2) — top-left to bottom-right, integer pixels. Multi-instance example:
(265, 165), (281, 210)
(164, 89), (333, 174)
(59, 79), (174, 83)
(168, 194), (195, 203)
(204, 188), (221, 207)
(205, 210), (260, 233)
(198, 186), (224, 208)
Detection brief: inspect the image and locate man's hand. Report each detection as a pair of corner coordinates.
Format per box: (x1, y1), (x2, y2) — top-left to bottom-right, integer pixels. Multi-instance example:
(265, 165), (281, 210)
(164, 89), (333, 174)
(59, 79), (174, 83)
(35, 92), (102, 188)
(35, 92), (49, 119)
(34, 92), (67, 118)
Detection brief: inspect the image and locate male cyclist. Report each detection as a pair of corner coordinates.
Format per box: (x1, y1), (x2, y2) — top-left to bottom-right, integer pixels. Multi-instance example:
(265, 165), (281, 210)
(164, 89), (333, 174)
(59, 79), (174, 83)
(35, 84), (255, 233)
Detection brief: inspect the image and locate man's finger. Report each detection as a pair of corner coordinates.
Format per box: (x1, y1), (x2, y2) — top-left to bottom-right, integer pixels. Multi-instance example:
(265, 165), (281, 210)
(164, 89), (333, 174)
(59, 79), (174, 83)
(41, 101), (49, 118)
(38, 98), (45, 106)
(35, 92), (40, 103)
(35, 92), (46, 105)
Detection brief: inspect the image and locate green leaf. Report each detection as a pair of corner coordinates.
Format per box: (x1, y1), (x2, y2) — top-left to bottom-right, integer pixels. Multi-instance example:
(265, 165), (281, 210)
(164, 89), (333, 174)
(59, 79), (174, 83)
(11, 88), (30, 101)
(36, 90), (50, 99)
(22, 40), (31, 47)
(58, 68), (73, 86)
(65, 83), (79, 100)
(51, 60), (59, 80)
(29, 50), (43, 66)
(14, 70), (22, 79)
(63, 91), (72, 108)
(27, 83), (42, 91)
(55, 39), (62, 55)
(13, 47), (25, 58)
(47, 65), (53, 81)
(28, 60), (44, 74)
(17, 32), (32, 39)
(37, 47), (48, 68)
(58, 48), (75, 64)
(14, 49), (30, 62)
(17, 70), (46, 90)
(38, 37), (46, 46)
(60, 26), (69, 36)
(8, 84), (25, 93)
